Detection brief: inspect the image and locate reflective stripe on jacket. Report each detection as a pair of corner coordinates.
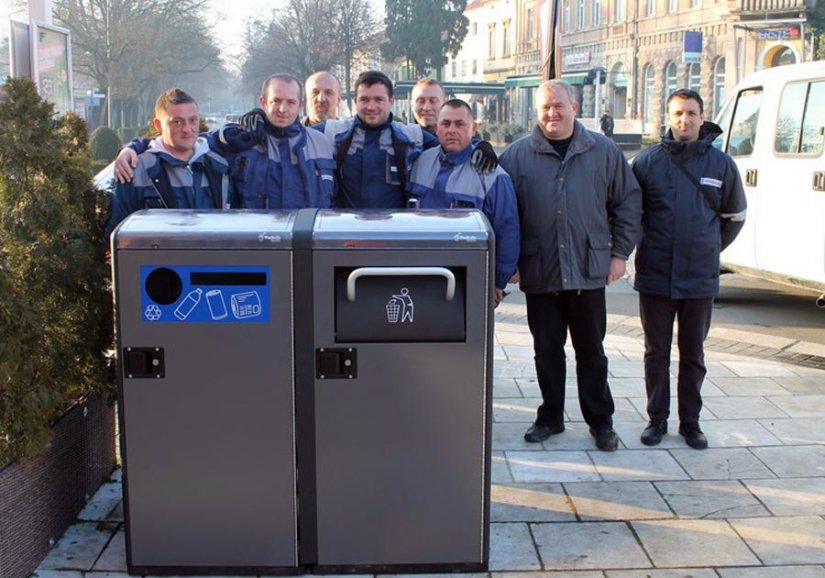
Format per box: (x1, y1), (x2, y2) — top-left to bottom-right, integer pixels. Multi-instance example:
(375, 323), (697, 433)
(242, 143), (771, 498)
(409, 144), (521, 289)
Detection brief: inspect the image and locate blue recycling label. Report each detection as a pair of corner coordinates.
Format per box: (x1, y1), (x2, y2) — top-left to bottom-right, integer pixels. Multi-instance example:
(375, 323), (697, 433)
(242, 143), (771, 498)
(141, 265), (270, 323)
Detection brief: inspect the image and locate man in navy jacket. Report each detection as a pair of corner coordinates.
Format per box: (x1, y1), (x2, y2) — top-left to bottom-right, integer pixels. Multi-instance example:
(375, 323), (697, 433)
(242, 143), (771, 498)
(632, 88), (747, 449)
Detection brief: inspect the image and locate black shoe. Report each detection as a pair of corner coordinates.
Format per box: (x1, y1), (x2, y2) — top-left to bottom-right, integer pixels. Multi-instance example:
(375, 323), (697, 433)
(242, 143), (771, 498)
(640, 420), (667, 446)
(589, 426), (619, 451)
(679, 422), (708, 449)
(524, 422), (564, 443)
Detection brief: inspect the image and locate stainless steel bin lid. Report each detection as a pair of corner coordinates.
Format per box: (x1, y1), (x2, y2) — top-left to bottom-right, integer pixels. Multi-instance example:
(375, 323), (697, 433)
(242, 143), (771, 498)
(113, 210), (299, 250)
(312, 209), (492, 249)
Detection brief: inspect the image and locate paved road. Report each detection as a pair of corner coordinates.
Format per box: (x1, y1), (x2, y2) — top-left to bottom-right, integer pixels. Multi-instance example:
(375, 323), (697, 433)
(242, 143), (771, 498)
(504, 270), (825, 367)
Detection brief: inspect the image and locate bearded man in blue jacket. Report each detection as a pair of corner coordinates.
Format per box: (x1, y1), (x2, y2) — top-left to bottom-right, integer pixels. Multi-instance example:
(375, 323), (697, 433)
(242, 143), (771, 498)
(632, 88), (747, 450)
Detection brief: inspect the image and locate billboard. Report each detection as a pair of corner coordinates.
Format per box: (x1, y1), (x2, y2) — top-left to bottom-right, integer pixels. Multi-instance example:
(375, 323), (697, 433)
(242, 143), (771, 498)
(31, 21), (73, 115)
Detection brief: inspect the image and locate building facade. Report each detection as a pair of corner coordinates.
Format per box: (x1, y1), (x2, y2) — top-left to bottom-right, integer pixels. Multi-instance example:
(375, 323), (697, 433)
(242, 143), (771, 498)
(446, 0), (518, 122)
(557, 0), (812, 135)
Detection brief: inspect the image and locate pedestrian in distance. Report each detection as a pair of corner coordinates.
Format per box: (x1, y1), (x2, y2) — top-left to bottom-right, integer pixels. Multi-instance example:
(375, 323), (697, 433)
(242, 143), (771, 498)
(632, 88), (747, 450)
(600, 109), (614, 138)
(499, 80), (642, 452)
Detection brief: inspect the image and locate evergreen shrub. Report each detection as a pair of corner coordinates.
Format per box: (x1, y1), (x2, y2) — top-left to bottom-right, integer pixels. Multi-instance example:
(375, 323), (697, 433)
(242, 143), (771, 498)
(0, 78), (114, 464)
(89, 126), (120, 174)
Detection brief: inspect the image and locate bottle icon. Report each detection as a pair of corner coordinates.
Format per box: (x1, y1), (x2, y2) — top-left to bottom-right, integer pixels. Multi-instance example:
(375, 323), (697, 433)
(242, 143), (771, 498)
(174, 288), (203, 320)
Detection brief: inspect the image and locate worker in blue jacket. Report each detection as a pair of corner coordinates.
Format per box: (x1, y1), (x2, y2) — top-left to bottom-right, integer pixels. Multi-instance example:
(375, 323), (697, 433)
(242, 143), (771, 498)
(408, 99), (519, 304)
(318, 71), (500, 209)
(114, 74), (336, 209)
(632, 88), (747, 450)
(107, 88), (230, 236)
(316, 70), (438, 208)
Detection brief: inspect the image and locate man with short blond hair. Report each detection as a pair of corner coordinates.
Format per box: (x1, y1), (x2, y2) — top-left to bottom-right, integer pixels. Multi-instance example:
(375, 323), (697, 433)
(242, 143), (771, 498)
(107, 88), (231, 235)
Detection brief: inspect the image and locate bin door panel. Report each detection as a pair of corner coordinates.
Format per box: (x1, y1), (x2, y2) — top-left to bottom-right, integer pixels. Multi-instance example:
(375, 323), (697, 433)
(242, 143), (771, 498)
(115, 250), (298, 568)
(313, 250), (491, 566)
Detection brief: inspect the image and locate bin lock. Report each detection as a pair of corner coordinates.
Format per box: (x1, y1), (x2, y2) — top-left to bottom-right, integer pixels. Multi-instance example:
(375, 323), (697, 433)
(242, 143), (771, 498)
(123, 347), (165, 379)
(316, 348), (357, 379)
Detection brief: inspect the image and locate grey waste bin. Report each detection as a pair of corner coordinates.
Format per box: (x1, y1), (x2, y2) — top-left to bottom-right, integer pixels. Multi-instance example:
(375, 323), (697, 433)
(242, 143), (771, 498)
(113, 210), (300, 573)
(305, 209), (493, 572)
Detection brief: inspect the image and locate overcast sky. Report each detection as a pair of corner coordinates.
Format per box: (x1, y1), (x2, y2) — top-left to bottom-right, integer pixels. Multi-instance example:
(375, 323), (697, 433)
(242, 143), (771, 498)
(3, 0), (386, 59)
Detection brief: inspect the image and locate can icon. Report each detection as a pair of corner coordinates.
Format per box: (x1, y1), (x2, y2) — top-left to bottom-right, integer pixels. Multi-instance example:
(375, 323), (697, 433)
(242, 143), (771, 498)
(231, 291), (262, 319)
(206, 289), (228, 320)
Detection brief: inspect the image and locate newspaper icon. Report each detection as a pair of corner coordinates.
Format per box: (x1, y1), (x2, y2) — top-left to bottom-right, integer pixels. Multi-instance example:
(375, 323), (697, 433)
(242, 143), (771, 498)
(231, 291), (262, 319)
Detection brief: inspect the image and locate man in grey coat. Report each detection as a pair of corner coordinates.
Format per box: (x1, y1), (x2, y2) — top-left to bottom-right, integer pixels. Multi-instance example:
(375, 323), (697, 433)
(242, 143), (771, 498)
(499, 80), (641, 451)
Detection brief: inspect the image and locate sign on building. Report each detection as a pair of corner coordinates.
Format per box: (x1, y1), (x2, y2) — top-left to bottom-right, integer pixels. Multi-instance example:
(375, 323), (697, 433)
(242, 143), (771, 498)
(683, 30), (703, 64)
(757, 26), (801, 40)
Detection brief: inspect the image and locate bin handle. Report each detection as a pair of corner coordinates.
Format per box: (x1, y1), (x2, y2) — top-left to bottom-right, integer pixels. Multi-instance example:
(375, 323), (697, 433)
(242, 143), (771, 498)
(346, 267), (456, 302)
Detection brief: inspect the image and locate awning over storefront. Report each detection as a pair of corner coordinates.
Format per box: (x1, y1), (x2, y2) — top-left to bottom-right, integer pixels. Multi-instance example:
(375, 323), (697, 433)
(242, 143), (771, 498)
(504, 75), (542, 88)
(561, 71), (589, 84)
(394, 80), (505, 97)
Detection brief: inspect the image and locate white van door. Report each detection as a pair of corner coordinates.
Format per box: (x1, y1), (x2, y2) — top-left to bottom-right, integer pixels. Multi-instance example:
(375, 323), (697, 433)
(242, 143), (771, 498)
(757, 79), (825, 284)
(718, 78), (825, 286)
(716, 86), (762, 270)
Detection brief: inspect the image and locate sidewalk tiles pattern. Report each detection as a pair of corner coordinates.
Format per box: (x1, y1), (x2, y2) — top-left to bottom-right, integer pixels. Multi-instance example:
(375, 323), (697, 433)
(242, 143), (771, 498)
(31, 302), (825, 578)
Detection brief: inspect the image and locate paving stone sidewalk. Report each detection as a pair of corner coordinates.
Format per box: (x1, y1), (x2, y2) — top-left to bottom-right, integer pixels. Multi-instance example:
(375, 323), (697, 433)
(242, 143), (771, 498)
(32, 300), (825, 578)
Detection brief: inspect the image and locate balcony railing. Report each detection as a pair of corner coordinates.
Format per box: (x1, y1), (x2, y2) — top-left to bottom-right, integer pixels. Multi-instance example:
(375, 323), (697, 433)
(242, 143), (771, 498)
(735, 0), (807, 12)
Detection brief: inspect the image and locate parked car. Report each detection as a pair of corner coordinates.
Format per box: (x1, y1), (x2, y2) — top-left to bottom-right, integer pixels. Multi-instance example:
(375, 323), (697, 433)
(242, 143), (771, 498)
(93, 160), (116, 196)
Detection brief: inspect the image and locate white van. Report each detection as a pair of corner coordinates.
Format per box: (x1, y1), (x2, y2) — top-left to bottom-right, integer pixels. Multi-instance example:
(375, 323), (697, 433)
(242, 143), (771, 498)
(712, 61), (825, 304)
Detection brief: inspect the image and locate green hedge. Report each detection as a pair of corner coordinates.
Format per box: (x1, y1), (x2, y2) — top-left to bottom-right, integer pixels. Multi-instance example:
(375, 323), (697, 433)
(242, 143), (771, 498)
(89, 126), (121, 164)
(0, 78), (114, 463)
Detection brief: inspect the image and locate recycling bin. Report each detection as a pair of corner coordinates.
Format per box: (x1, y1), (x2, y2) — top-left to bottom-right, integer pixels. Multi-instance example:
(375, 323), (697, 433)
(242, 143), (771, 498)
(302, 209), (494, 572)
(112, 210), (300, 573)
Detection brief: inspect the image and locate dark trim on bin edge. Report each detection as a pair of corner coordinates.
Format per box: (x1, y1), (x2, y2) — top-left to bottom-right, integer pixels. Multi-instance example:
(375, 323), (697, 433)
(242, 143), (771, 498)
(127, 565), (302, 576)
(311, 562), (488, 574)
(112, 229), (137, 573)
(294, 208), (320, 566)
(482, 228), (495, 570)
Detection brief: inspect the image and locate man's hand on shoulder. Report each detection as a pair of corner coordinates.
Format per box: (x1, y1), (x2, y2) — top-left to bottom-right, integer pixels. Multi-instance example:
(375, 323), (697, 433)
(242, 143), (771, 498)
(239, 108), (266, 134)
(472, 140), (498, 173)
(115, 148), (138, 184)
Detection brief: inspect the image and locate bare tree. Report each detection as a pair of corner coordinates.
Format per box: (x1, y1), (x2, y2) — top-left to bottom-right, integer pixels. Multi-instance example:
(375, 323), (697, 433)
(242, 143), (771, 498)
(54, 0), (221, 127)
(241, 0), (379, 106)
(331, 0), (380, 108)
